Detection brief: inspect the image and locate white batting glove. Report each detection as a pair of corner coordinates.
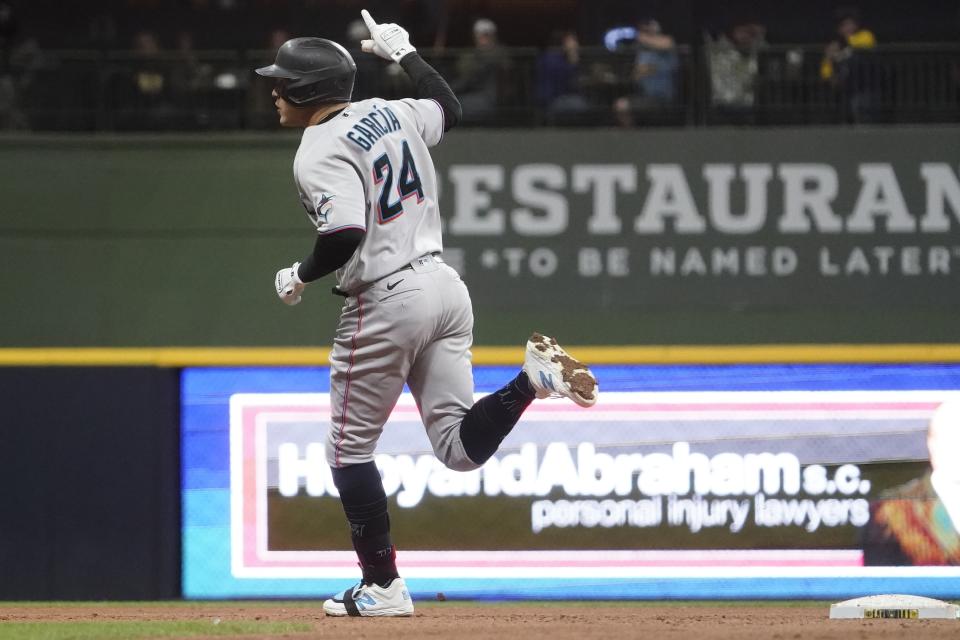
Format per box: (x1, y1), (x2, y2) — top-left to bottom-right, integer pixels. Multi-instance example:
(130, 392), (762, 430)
(360, 9), (416, 63)
(275, 262), (306, 306)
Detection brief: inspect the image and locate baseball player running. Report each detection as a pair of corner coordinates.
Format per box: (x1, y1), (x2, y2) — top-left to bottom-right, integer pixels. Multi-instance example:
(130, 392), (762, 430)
(258, 9), (598, 617)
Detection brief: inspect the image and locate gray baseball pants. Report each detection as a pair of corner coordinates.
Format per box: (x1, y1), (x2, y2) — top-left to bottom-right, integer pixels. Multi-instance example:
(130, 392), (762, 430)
(326, 254), (480, 471)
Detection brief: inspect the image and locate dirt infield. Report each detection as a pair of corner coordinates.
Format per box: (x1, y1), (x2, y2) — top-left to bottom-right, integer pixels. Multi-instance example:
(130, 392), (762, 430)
(2, 602), (959, 639)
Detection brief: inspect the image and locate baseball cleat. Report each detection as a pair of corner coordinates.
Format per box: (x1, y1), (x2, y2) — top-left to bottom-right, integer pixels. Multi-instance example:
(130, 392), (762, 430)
(523, 333), (598, 408)
(323, 577), (414, 617)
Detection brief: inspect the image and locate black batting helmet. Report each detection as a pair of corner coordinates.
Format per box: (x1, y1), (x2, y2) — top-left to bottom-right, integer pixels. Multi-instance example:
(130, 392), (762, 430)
(255, 37), (356, 105)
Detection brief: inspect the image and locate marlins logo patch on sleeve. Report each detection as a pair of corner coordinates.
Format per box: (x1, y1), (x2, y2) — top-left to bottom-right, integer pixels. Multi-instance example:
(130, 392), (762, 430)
(309, 193), (336, 230)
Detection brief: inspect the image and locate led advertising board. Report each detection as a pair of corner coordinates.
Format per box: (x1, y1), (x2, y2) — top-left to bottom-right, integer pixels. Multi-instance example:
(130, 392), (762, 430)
(182, 364), (960, 599)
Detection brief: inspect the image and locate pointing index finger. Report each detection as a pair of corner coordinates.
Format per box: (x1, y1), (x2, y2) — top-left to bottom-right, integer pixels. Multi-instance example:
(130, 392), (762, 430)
(360, 9), (378, 30)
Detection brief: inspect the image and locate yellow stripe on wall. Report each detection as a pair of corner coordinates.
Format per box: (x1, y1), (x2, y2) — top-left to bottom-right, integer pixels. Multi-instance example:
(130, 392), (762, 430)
(2, 345), (960, 367)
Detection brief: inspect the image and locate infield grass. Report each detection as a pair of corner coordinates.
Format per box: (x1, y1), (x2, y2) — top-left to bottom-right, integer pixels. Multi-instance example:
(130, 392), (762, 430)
(0, 620), (312, 640)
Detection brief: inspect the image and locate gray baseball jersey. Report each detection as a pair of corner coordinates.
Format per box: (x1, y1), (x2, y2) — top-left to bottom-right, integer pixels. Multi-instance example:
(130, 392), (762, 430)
(291, 97), (478, 471)
(293, 97), (445, 293)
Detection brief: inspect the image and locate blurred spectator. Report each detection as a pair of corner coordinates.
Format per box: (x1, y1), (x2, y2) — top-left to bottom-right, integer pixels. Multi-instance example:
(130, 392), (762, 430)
(170, 31), (210, 96)
(820, 7), (879, 123)
(132, 31), (167, 101)
(536, 30), (589, 124)
(452, 18), (510, 123)
(266, 28), (289, 53)
(0, 81), (17, 132)
(0, 0), (15, 65)
(612, 18), (679, 127)
(86, 11), (119, 50)
(820, 7), (876, 82)
(247, 28), (289, 128)
(0, 0), (20, 128)
(633, 19), (679, 104)
(171, 30), (242, 129)
(0, 1), (38, 130)
(111, 30), (174, 130)
(706, 20), (767, 116)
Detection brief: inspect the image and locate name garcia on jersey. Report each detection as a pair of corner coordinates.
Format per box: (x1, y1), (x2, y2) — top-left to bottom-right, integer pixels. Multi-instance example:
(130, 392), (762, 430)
(346, 105), (402, 152)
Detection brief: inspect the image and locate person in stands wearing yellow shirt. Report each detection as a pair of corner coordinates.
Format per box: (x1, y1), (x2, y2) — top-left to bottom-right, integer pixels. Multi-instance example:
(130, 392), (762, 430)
(820, 9), (876, 81)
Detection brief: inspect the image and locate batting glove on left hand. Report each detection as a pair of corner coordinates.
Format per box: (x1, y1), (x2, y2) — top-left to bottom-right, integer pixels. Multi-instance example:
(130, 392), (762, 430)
(275, 262), (306, 306)
(360, 9), (416, 63)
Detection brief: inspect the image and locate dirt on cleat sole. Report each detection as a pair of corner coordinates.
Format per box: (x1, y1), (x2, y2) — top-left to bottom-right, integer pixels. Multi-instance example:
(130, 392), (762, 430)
(530, 333), (597, 402)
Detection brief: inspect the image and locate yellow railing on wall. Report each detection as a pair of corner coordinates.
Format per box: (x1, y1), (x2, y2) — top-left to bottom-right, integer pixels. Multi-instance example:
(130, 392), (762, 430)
(2, 344), (960, 367)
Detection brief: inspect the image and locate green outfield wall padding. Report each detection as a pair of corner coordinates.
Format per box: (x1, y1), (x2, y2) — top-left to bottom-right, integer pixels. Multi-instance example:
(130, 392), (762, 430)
(1, 128), (959, 347)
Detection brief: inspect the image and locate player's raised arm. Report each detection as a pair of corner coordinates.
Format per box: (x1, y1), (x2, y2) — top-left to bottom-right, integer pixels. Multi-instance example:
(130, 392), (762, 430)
(360, 9), (462, 131)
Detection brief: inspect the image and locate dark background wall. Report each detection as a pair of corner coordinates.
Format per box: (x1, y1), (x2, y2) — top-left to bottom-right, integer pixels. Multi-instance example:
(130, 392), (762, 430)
(0, 368), (180, 599)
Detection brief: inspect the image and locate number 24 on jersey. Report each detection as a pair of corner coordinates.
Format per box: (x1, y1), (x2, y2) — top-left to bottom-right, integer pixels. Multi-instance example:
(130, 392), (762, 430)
(372, 139), (424, 223)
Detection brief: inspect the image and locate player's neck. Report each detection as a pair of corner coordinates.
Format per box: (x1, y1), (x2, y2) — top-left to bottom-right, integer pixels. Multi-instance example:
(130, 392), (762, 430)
(307, 102), (350, 127)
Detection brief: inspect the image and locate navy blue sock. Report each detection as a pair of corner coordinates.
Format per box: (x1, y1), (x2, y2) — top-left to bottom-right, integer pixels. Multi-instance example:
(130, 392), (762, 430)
(331, 461), (399, 586)
(459, 371), (536, 465)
